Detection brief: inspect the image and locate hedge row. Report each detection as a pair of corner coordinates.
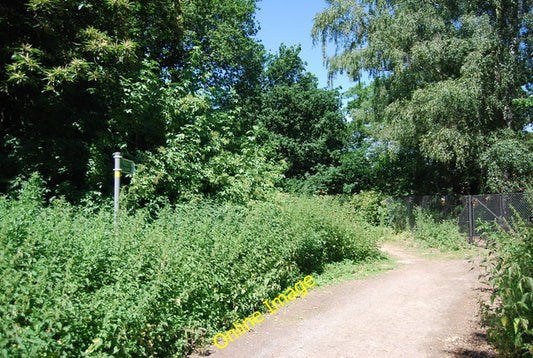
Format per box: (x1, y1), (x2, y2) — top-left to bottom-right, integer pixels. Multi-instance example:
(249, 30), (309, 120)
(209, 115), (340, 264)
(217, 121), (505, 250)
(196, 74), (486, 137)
(0, 182), (383, 357)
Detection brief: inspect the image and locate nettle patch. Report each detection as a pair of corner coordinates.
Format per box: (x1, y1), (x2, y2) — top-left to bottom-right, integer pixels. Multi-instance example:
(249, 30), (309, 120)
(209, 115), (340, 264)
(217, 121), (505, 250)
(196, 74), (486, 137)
(0, 181), (385, 357)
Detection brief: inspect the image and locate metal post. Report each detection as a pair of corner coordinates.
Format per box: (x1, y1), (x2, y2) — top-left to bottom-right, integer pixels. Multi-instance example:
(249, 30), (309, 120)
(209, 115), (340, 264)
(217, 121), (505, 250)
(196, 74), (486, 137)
(467, 195), (474, 243)
(499, 194), (505, 227)
(113, 152), (122, 226)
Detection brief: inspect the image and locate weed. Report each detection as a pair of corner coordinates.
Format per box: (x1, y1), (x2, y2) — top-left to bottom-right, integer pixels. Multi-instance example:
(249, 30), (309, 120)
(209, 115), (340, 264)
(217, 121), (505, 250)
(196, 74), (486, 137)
(412, 208), (469, 251)
(0, 181), (384, 357)
(480, 215), (533, 357)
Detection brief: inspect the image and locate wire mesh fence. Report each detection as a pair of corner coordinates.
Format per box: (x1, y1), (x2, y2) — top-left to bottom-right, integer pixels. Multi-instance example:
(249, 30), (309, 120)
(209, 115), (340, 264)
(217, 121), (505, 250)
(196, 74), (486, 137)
(385, 192), (533, 243)
(459, 193), (533, 240)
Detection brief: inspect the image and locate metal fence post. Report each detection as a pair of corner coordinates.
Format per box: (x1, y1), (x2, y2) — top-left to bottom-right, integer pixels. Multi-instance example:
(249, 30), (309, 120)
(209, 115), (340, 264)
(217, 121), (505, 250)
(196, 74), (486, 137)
(499, 194), (505, 225)
(113, 152), (122, 226)
(467, 195), (474, 243)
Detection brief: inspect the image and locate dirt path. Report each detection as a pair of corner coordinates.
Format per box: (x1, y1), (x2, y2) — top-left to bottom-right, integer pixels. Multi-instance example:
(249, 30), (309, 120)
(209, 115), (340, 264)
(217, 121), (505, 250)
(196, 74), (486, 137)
(189, 243), (496, 358)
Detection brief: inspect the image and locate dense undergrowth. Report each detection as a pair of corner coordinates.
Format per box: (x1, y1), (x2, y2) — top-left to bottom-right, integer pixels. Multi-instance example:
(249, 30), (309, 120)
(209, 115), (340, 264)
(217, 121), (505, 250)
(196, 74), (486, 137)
(411, 208), (469, 252)
(351, 192), (469, 252)
(481, 215), (533, 357)
(0, 178), (386, 357)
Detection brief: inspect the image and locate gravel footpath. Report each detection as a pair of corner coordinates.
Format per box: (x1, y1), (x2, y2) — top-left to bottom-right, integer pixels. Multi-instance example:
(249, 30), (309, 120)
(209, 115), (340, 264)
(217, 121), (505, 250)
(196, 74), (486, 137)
(188, 243), (497, 358)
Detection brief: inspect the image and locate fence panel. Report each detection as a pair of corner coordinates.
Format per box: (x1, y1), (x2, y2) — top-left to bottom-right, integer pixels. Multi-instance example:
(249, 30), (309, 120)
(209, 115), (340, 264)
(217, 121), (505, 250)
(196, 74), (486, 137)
(390, 192), (532, 243)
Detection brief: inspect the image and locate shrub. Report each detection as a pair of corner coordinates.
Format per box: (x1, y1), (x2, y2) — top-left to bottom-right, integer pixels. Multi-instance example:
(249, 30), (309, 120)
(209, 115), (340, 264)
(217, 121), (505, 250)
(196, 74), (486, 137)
(0, 180), (383, 357)
(382, 198), (412, 232)
(480, 214), (533, 357)
(412, 208), (468, 251)
(349, 190), (386, 226)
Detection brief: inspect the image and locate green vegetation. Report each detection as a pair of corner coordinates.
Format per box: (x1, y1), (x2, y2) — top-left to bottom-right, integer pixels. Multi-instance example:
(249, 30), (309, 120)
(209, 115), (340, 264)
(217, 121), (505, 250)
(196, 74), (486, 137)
(411, 209), (469, 252)
(1, 0), (533, 356)
(255, 45), (347, 182)
(313, 0), (533, 195)
(349, 191), (469, 252)
(2, 0), (532, 199)
(0, 0), (266, 199)
(313, 255), (396, 288)
(480, 214), (533, 357)
(0, 177), (385, 357)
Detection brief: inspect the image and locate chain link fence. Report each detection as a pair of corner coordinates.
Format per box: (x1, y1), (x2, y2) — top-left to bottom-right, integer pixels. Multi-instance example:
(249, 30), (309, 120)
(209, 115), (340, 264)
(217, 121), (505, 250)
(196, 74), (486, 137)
(459, 193), (533, 240)
(385, 192), (533, 243)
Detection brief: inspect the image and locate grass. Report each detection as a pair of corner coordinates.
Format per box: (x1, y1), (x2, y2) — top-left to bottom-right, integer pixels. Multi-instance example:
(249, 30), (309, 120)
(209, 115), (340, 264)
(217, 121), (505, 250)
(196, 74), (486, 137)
(385, 231), (485, 260)
(313, 255), (397, 288)
(314, 218), (482, 290)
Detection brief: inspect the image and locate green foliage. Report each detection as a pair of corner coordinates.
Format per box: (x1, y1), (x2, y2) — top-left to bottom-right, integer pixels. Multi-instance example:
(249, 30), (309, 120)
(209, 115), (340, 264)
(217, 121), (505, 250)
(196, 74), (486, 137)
(480, 213), (533, 357)
(0, 0), (264, 198)
(254, 45), (348, 180)
(313, 0), (533, 195)
(8, 172), (48, 206)
(285, 145), (377, 195)
(382, 198), (412, 233)
(123, 91), (285, 204)
(480, 129), (533, 193)
(263, 44), (310, 88)
(514, 95), (533, 119)
(0, 178), (383, 357)
(349, 190), (386, 226)
(412, 208), (468, 251)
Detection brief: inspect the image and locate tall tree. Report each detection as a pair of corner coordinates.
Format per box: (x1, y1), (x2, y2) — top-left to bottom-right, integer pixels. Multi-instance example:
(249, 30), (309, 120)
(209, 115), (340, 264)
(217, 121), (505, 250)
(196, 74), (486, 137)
(253, 45), (348, 180)
(0, 0), (263, 197)
(313, 0), (533, 194)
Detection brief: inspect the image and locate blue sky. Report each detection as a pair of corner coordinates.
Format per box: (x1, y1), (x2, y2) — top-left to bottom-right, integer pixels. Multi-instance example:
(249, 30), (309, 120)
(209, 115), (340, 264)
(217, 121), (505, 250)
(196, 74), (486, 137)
(254, 0), (354, 91)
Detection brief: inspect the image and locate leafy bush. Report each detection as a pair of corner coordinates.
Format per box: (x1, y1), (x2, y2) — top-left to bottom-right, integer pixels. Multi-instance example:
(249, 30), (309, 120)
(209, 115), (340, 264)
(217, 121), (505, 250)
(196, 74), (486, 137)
(412, 208), (468, 251)
(281, 147), (375, 196)
(0, 180), (383, 357)
(382, 198), (412, 232)
(124, 96), (285, 205)
(349, 190), (386, 226)
(480, 214), (533, 357)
